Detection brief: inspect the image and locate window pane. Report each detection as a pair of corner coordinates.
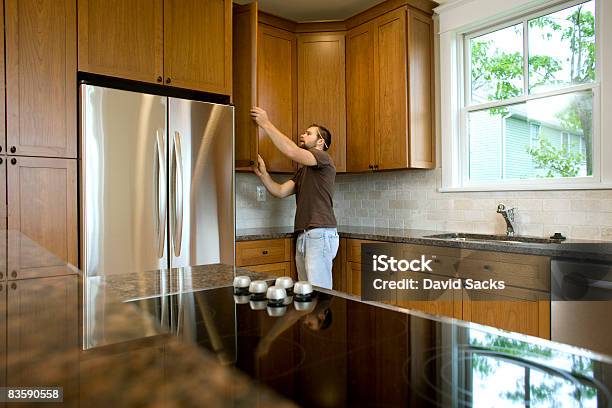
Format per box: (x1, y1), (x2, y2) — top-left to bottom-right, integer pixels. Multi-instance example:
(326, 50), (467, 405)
(468, 91), (593, 181)
(470, 23), (524, 104)
(528, 1), (596, 94)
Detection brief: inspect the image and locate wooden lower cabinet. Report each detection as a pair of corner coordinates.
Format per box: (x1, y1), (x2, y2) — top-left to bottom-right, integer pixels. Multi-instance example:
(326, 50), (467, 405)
(342, 238), (551, 339)
(0, 282), (5, 388)
(236, 238), (296, 280)
(346, 261), (361, 296)
(332, 238), (347, 292)
(7, 157), (78, 279)
(6, 276), (79, 402)
(463, 288), (550, 339)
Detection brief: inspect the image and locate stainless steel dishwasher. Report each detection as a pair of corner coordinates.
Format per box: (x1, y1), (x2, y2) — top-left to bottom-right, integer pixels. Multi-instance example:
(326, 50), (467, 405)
(551, 258), (612, 356)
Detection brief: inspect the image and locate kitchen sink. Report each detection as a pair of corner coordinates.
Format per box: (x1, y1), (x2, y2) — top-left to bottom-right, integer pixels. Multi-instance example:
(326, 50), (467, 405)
(424, 232), (563, 244)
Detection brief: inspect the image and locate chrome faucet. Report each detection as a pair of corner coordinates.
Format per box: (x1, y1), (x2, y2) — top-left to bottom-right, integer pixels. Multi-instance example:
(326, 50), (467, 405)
(496, 203), (517, 236)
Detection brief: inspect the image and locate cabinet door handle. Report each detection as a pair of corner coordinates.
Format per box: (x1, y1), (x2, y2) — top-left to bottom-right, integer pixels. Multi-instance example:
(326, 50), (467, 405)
(157, 76), (163, 83)
(368, 164), (373, 169)
(374, 164), (379, 170)
(0, 146), (2, 153)
(10, 158), (16, 165)
(262, 250), (268, 255)
(483, 265), (491, 272)
(11, 271), (17, 278)
(10, 146), (16, 153)
(0, 272), (3, 279)
(0, 158), (3, 165)
(11, 283), (16, 290)
(166, 77), (172, 84)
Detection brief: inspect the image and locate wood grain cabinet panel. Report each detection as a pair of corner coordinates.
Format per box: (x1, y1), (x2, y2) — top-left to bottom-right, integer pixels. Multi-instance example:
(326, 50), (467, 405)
(78, 0), (163, 84)
(463, 287), (550, 339)
(373, 8), (408, 170)
(6, 276), (79, 392)
(407, 10), (435, 168)
(0, 3), (5, 156)
(246, 261), (291, 278)
(0, 283), (5, 388)
(6, 0), (77, 158)
(346, 23), (375, 172)
(346, 7), (435, 171)
(0, 159), (6, 282)
(257, 24), (297, 173)
(164, 0), (232, 94)
(347, 261), (362, 296)
(297, 33), (347, 172)
(233, 3), (259, 168)
(7, 157), (78, 279)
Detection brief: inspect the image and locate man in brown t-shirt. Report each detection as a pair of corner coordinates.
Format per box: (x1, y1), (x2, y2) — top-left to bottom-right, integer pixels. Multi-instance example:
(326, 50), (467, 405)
(250, 107), (338, 289)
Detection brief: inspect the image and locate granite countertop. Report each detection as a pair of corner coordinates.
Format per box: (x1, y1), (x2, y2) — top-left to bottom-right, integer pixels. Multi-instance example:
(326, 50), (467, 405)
(88, 263), (274, 302)
(0, 230), (293, 408)
(5, 272), (294, 407)
(236, 225), (612, 261)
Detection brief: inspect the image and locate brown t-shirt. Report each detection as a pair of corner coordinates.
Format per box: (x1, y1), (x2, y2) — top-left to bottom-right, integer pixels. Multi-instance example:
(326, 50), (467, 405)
(291, 148), (337, 231)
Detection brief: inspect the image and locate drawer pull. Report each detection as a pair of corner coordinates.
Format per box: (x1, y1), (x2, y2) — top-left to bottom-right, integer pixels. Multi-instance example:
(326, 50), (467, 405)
(432, 256), (440, 264)
(483, 265), (491, 272)
(262, 250), (268, 255)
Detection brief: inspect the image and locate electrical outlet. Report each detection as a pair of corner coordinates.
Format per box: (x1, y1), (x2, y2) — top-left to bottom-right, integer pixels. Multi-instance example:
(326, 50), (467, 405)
(256, 185), (266, 202)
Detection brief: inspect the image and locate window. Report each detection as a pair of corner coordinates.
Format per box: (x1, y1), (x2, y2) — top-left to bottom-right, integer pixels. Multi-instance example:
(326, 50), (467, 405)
(463, 0), (597, 185)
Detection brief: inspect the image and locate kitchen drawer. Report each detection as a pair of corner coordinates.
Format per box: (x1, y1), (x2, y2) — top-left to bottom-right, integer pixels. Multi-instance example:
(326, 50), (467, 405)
(245, 262), (291, 278)
(457, 251), (550, 291)
(346, 239), (380, 263)
(236, 239), (291, 266)
(399, 244), (461, 278)
(395, 270), (462, 319)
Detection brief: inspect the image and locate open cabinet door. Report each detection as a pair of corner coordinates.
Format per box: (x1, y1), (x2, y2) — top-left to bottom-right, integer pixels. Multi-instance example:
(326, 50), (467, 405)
(233, 2), (258, 169)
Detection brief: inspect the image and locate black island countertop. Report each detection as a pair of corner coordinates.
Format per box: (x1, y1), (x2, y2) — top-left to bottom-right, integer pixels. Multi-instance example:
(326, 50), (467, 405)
(5, 262), (612, 407)
(236, 225), (612, 262)
(91, 278), (612, 407)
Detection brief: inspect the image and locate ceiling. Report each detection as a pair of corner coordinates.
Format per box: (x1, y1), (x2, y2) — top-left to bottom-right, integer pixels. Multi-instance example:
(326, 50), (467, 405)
(233, 0), (448, 23)
(235, 0), (387, 22)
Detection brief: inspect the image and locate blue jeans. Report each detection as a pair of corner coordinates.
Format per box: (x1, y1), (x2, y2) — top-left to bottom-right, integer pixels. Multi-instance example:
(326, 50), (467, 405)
(295, 228), (339, 289)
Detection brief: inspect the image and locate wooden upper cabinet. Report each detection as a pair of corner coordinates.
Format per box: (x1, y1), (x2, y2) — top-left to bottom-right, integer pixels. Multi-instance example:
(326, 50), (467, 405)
(0, 3), (5, 156)
(346, 7), (435, 171)
(164, 0), (232, 94)
(373, 8), (408, 170)
(346, 23), (375, 172)
(233, 3), (259, 168)
(297, 33), (347, 173)
(78, 0), (163, 84)
(407, 10), (435, 168)
(7, 157), (78, 280)
(258, 24), (297, 173)
(6, 0), (77, 158)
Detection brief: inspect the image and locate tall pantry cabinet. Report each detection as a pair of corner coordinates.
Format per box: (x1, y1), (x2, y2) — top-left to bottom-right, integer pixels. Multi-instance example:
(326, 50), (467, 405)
(2, 0), (78, 280)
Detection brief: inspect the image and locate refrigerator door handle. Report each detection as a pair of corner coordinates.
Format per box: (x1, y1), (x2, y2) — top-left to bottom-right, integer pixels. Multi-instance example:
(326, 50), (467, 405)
(172, 131), (184, 257)
(155, 130), (167, 258)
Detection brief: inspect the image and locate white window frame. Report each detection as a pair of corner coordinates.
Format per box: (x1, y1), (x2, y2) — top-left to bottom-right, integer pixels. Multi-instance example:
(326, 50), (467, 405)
(437, 0), (611, 191)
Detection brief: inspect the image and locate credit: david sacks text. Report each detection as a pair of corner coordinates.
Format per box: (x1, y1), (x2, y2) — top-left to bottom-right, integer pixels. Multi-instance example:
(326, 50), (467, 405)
(372, 277), (506, 290)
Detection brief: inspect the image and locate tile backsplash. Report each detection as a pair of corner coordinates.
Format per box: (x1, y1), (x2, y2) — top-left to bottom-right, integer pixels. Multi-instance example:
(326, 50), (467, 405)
(236, 170), (612, 240)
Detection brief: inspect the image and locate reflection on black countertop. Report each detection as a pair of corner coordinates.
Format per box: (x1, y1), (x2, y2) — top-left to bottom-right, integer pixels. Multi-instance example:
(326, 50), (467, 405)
(236, 226), (612, 261)
(129, 286), (612, 408)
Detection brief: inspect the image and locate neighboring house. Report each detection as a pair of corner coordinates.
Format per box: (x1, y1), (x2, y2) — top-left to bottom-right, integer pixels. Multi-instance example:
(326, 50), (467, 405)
(469, 105), (586, 181)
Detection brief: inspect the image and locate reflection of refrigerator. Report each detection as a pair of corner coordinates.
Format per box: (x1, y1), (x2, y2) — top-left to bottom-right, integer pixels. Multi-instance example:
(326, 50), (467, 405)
(80, 84), (234, 277)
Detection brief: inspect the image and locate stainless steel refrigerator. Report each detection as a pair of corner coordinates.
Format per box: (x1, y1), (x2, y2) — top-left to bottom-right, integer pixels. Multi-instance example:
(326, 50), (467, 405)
(80, 84), (234, 277)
